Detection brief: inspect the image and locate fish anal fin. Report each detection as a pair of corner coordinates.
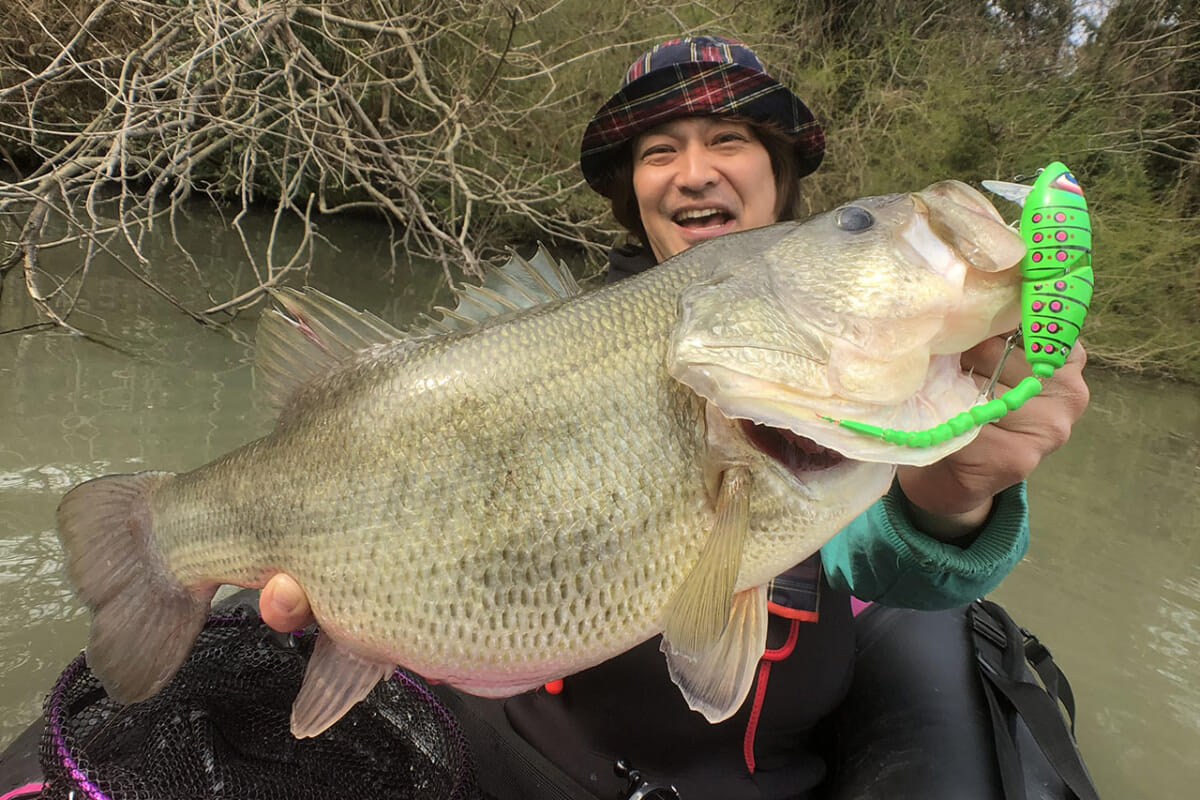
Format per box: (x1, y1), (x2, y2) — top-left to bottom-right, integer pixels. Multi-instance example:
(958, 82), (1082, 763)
(662, 466), (751, 655)
(662, 584), (768, 723)
(290, 633), (394, 738)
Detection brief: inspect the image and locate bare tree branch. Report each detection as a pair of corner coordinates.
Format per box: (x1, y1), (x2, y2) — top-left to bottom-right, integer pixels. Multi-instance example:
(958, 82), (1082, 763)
(1, 0), (718, 330)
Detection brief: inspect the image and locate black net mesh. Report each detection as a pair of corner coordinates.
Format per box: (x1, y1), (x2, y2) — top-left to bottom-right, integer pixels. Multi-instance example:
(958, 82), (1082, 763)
(38, 602), (479, 800)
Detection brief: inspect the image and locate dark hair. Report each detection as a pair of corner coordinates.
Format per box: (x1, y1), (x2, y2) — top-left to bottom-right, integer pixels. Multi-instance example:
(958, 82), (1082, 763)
(605, 118), (803, 252)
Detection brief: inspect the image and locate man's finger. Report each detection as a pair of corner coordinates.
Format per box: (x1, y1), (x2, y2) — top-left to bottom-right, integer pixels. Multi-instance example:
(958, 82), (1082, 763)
(260, 573), (314, 632)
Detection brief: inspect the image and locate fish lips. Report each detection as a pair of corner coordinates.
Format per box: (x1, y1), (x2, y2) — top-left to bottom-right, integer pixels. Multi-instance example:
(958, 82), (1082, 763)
(679, 354), (986, 469)
(912, 181), (1026, 275)
(668, 180), (1023, 469)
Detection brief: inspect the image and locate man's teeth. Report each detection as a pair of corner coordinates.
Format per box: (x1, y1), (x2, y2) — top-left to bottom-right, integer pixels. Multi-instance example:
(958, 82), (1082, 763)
(674, 208), (729, 225)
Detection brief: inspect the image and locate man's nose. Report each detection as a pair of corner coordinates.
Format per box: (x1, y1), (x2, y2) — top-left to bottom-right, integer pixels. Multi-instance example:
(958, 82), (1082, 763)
(676, 144), (719, 190)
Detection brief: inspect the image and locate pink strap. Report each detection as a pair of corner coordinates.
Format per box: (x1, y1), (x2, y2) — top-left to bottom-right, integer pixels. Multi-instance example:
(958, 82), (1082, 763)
(850, 597), (873, 616)
(0, 782), (45, 800)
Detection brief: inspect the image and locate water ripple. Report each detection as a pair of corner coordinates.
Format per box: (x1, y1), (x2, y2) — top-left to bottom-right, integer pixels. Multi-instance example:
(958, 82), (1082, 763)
(0, 461), (120, 493)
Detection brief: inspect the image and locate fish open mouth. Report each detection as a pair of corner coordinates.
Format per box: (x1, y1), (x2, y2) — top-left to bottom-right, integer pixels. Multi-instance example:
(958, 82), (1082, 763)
(739, 419), (845, 474)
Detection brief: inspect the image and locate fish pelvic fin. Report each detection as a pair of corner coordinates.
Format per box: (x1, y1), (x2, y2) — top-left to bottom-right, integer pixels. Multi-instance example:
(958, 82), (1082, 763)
(662, 585), (769, 723)
(56, 472), (215, 705)
(291, 632), (395, 738)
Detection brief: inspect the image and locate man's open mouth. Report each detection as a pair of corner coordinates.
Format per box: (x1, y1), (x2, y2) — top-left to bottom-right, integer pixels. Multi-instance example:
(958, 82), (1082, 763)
(739, 419), (845, 475)
(674, 208), (732, 228)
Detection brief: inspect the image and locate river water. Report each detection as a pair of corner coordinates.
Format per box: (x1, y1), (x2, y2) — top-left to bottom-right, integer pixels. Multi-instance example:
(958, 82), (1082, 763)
(1, 207), (1196, 798)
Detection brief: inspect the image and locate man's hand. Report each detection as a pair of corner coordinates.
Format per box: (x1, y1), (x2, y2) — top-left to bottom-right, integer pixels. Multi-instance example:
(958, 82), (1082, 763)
(897, 335), (1090, 542)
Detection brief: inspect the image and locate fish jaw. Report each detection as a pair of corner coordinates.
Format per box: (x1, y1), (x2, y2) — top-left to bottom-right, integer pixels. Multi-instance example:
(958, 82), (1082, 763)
(667, 180), (1024, 466)
(676, 352), (984, 466)
(910, 180), (1025, 353)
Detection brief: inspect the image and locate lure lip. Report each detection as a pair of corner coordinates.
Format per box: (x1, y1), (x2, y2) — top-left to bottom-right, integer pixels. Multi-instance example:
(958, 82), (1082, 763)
(981, 179), (1034, 208)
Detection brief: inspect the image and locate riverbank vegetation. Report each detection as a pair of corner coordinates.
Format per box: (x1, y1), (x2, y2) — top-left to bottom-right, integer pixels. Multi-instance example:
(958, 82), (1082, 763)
(0, 0), (1197, 379)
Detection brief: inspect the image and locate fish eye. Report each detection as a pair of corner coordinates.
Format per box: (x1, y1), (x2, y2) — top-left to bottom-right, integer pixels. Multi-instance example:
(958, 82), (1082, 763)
(836, 206), (875, 232)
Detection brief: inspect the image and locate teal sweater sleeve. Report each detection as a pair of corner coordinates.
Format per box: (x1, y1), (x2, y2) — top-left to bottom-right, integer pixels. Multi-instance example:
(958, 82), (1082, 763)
(820, 481), (1029, 609)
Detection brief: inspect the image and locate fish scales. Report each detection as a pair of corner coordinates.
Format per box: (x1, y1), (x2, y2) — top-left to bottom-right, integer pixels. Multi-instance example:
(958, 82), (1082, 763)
(151, 260), (803, 681)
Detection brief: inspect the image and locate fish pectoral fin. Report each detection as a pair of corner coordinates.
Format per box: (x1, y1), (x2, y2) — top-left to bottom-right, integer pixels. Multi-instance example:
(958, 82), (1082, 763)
(662, 584), (768, 723)
(661, 466), (766, 722)
(290, 632), (394, 738)
(662, 466), (751, 654)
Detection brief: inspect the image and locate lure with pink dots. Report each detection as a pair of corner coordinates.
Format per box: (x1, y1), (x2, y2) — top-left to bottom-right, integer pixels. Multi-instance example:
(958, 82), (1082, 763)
(1019, 164), (1094, 371)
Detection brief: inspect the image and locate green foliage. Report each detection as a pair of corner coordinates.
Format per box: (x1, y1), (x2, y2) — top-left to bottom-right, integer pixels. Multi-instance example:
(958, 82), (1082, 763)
(738, 0), (1200, 379)
(1083, 163), (1200, 380)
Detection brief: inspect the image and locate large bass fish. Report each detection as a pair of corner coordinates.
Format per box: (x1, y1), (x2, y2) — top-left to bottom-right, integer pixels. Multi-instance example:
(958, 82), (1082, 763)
(57, 180), (1026, 737)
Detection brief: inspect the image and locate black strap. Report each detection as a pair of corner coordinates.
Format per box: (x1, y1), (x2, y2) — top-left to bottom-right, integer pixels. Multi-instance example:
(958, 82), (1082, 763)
(972, 600), (1101, 800)
(978, 666), (1029, 800)
(1024, 635), (1077, 734)
(979, 664), (1100, 800)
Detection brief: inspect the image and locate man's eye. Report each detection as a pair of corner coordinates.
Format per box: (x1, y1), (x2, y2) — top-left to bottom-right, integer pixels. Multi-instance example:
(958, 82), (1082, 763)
(639, 145), (674, 160)
(713, 132), (746, 145)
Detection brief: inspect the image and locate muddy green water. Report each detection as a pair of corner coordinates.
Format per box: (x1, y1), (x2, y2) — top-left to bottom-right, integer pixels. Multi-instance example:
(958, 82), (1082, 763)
(1, 209), (1197, 797)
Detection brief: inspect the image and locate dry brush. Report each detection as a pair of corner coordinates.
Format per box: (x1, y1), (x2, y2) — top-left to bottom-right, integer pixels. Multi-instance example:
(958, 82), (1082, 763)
(0, 0), (724, 331)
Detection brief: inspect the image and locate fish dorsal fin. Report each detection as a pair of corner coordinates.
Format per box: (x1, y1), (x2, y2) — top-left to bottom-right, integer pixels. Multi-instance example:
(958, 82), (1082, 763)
(255, 288), (407, 413)
(418, 244), (580, 335)
(255, 246), (576, 412)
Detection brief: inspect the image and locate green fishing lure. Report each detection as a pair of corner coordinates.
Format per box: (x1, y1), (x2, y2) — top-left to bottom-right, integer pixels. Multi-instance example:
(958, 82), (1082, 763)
(833, 162), (1094, 449)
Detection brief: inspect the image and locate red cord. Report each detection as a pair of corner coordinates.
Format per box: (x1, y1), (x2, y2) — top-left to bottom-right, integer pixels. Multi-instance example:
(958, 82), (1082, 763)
(742, 619), (801, 773)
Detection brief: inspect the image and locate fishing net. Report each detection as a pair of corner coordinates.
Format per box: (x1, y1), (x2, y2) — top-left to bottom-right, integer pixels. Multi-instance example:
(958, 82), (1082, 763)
(36, 596), (479, 800)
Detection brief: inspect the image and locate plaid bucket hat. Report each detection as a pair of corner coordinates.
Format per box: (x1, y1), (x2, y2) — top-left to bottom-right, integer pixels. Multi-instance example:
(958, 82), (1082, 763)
(580, 35), (825, 197)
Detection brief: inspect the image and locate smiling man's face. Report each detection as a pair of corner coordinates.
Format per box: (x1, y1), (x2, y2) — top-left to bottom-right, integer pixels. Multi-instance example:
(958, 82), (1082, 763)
(632, 116), (779, 262)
